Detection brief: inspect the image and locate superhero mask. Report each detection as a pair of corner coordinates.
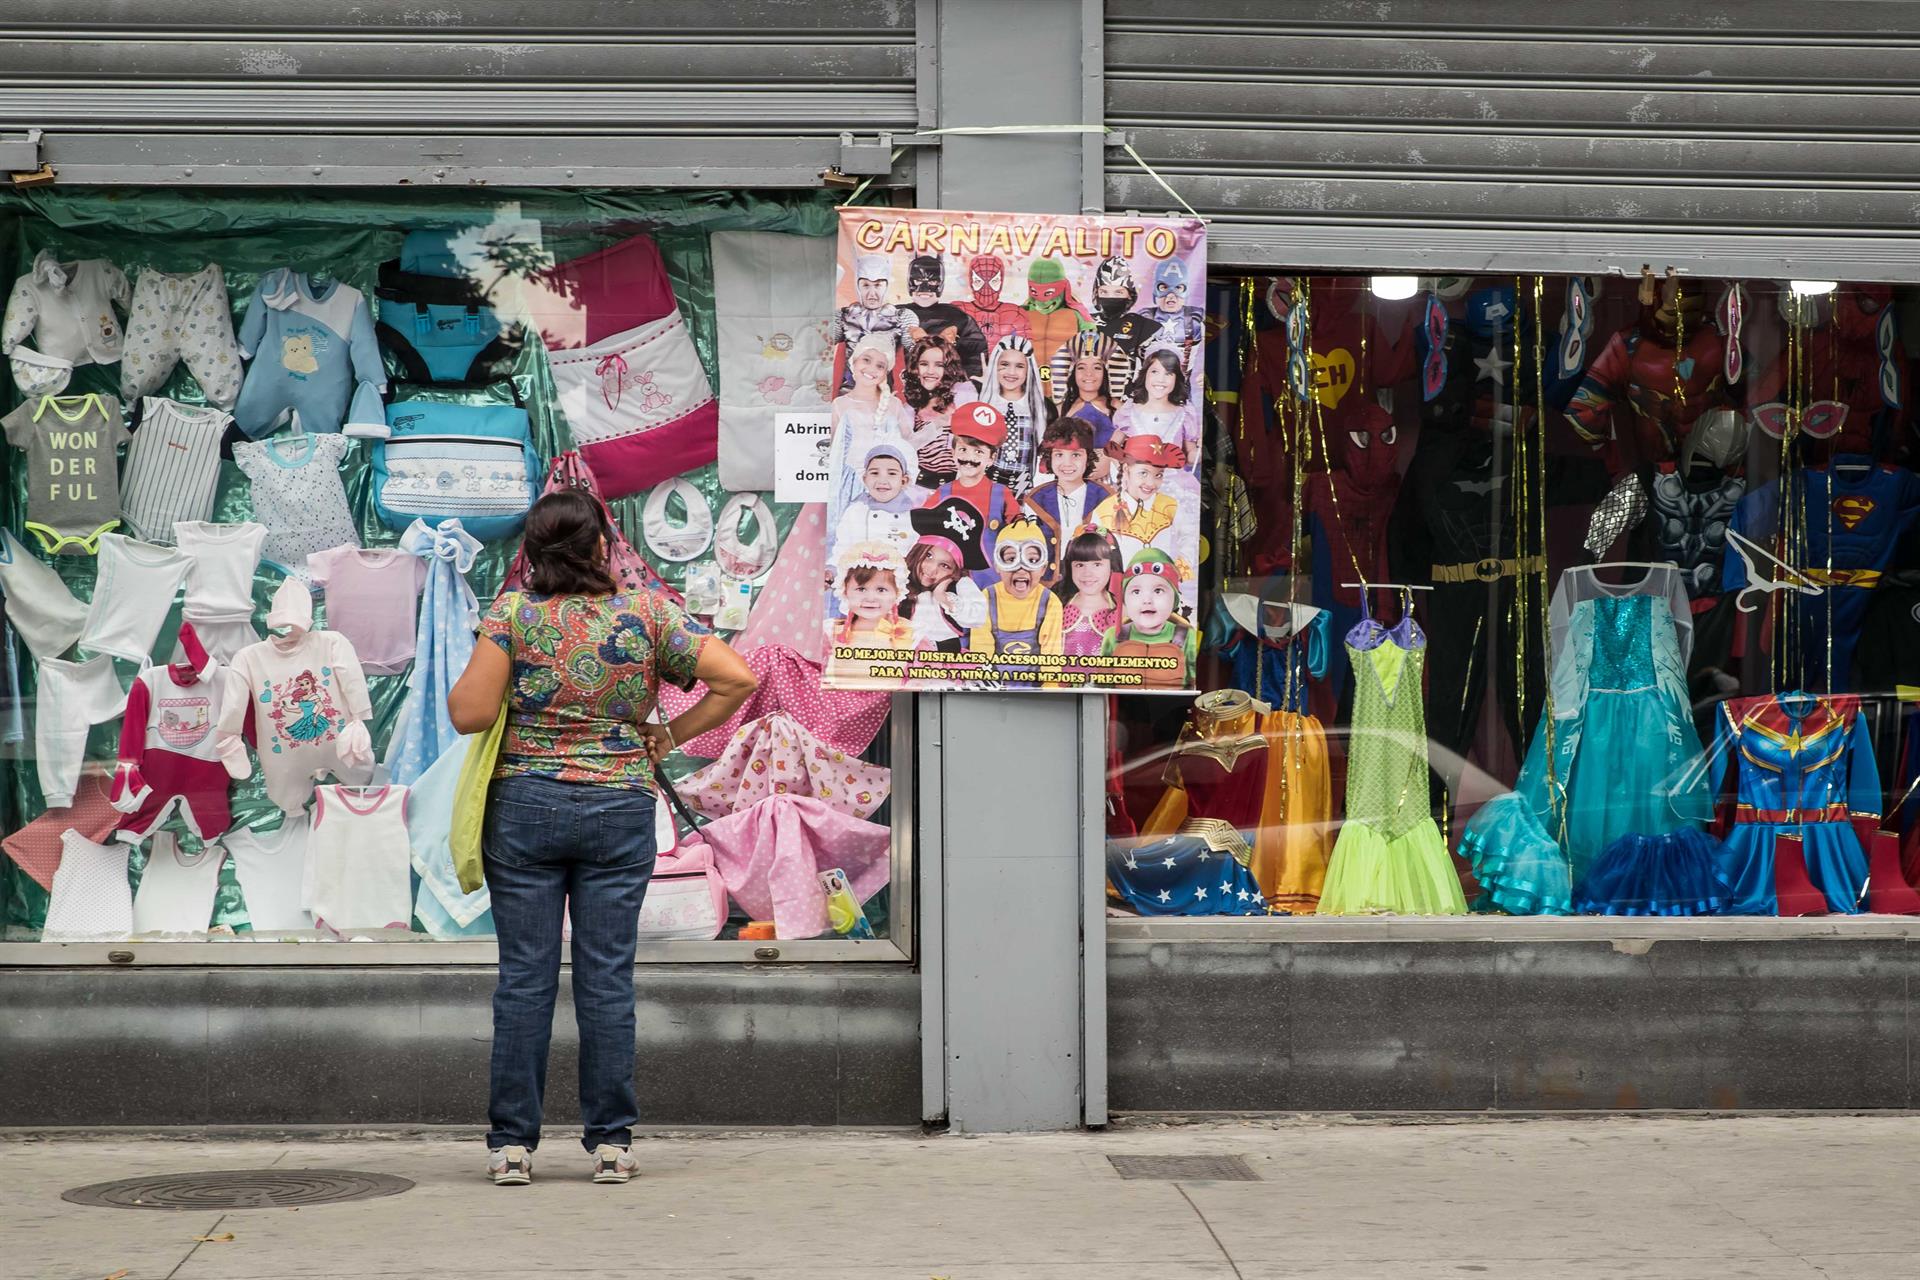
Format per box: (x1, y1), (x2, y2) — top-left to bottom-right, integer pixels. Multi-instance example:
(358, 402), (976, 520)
(1340, 400), (1400, 490)
(1153, 260), (1189, 314)
(1093, 255), (1138, 323)
(1026, 260), (1072, 314)
(908, 254), (943, 300)
(993, 518), (1052, 595)
(968, 255), (1006, 310)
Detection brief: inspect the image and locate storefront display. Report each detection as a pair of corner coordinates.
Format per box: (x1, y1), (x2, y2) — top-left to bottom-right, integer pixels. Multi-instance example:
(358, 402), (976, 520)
(1108, 271), (1920, 922)
(0, 187), (904, 951)
(822, 207), (1209, 693)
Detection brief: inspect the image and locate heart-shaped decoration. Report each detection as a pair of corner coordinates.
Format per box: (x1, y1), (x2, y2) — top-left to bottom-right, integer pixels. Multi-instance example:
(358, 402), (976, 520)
(1311, 347), (1357, 409)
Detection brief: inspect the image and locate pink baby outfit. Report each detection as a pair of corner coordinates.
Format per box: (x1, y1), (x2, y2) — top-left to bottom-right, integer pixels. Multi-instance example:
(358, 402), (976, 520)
(307, 545), (428, 676)
(527, 234), (716, 500)
(0, 772), (119, 891)
(656, 643), (890, 759)
(735, 504), (828, 664)
(682, 712), (891, 821)
(110, 623), (241, 841)
(690, 796), (890, 941)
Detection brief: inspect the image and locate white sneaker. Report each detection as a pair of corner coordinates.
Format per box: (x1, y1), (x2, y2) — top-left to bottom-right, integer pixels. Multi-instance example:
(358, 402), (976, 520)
(592, 1144), (638, 1184)
(489, 1145), (532, 1186)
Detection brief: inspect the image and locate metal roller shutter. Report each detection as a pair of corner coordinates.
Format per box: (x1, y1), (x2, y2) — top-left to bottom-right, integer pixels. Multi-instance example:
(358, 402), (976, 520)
(0, 0), (919, 187)
(1106, 0), (1920, 278)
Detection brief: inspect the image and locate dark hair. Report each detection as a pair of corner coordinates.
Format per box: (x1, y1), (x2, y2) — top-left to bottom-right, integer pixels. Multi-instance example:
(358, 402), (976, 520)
(1040, 418), (1094, 458)
(522, 490), (618, 596)
(1126, 348), (1191, 406)
(901, 541), (960, 619)
(1052, 529), (1124, 605)
(903, 335), (968, 412)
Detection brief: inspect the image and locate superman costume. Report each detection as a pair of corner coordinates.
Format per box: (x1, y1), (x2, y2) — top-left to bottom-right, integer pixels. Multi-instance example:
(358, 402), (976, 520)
(1723, 459), (1920, 689)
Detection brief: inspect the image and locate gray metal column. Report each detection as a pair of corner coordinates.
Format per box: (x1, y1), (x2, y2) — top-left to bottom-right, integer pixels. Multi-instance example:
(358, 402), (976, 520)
(916, 0), (1103, 1133)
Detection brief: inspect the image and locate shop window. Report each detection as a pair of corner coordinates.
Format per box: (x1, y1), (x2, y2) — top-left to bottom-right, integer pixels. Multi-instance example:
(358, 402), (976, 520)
(1108, 272), (1920, 921)
(0, 188), (906, 955)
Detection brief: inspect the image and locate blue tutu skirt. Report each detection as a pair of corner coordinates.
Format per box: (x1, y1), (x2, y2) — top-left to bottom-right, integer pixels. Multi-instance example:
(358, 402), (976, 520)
(1457, 792), (1571, 916)
(1108, 833), (1266, 916)
(1572, 827), (1733, 916)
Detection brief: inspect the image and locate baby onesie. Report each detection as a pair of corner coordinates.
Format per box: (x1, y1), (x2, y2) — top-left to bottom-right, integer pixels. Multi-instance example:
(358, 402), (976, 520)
(222, 817), (313, 931)
(176, 521), (268, 661)
(77, 533), (191, 662)
(42, 830), (133, 942)
(0, 526), (86, 659)
(118, 397), (229, 543)
(121, 264), (244, 408)
(1, 392), (130, 555)
(234, 269), (387, 437)
(306, 545), (428, 675)
(232, 432), (359, 583)
(130, 831), (225, 935)
(221, 622), (375, 814)
(111, 638), (240, 841)
(2, 250), (130, 368)
(306, 784), (412, 932)
(36, 654), (125, 807)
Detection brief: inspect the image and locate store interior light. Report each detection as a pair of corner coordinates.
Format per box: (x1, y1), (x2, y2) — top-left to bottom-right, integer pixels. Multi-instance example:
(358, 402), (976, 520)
(1369, 275), (1420, 301)
(1789, 280), (1838, 296)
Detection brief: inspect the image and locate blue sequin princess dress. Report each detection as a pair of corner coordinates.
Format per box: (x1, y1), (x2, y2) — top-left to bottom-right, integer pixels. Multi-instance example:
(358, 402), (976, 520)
(1460, 564), (1724, 915)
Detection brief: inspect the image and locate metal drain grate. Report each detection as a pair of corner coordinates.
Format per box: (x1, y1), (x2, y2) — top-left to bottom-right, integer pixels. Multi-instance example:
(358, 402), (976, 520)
(1109, 1154), (1260, 1182)
(63, 1169), (414, 1210)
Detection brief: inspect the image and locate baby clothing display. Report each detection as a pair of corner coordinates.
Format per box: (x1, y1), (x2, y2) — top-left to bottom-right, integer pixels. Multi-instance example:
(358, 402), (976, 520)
(2, 251), (130, 395)
(711, 230), (835, 491)
(175, 521), (268, 662)
(0, 526), (86, 659)
(109, 624), (240, 842)
(692, 795), (890, 941)
(384, 518), (482, 787)
(35, 655), (125, 808)
(307, 544), (429, 676)
(232, 432), (359, 582)
(681, 712), (891, 821)
(305, 784), (413, 932)
(218, 579), (375, 814)
(403, 736), (493, 939)
(2, 392), (131, 554)
(656, 642), (890, 759)
(76, 533), (191, 662)
(41, 831), (133, 942)
(220, 817), (313, 932)
(120, 264), (244, 408)
(534, 233), (718, 499)
(130, 832), (226, 935)
(234, 268), (387, 437)
(117, 397), (230, 543)
(734, 504), (829, 664)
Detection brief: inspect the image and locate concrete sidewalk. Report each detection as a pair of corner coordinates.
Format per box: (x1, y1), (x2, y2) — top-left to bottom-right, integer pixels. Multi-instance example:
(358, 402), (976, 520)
(6, 1115), (1916, 1279)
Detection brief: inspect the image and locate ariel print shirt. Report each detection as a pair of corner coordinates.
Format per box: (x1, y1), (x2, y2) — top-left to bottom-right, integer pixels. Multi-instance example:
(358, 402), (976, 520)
(481, 588), (706, 788)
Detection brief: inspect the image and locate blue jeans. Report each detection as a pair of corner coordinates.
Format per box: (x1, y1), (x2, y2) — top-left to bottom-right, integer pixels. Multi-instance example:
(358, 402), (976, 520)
(483, 773), (656, 1152)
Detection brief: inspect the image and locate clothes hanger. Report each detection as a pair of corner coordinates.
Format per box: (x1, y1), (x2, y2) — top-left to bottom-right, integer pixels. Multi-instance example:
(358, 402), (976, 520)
(1581, 559), (1678, 572)
(1339, 580), (1433, 592)
(1723, 528), (1825, 614)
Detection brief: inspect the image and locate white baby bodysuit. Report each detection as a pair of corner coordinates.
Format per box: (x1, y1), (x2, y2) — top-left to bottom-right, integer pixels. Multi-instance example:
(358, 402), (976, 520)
(77, 532), (192, 662)
(119, 397), (229, 544)
(232, 432), (359, 584)
(222, 817), (313, 931)
(130, 831), (225, 935)
(306, 784), (413, 932)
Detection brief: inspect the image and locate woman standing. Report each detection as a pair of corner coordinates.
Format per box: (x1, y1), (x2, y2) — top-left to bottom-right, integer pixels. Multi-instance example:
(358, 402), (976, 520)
(448, 490), (757, 1187)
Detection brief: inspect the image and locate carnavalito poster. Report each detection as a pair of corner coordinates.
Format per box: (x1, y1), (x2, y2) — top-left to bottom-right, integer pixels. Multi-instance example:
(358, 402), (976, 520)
(820, 206), (1207, 694)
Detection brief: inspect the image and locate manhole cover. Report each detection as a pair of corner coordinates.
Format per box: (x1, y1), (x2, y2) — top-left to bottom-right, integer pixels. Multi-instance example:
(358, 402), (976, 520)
(63, 1169), (413, 1210)
(1108, 1154), (1260, 1182)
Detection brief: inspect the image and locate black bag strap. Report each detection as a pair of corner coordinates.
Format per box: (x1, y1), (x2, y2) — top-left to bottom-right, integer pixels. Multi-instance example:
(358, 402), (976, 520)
(655, 766), (705, 834)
